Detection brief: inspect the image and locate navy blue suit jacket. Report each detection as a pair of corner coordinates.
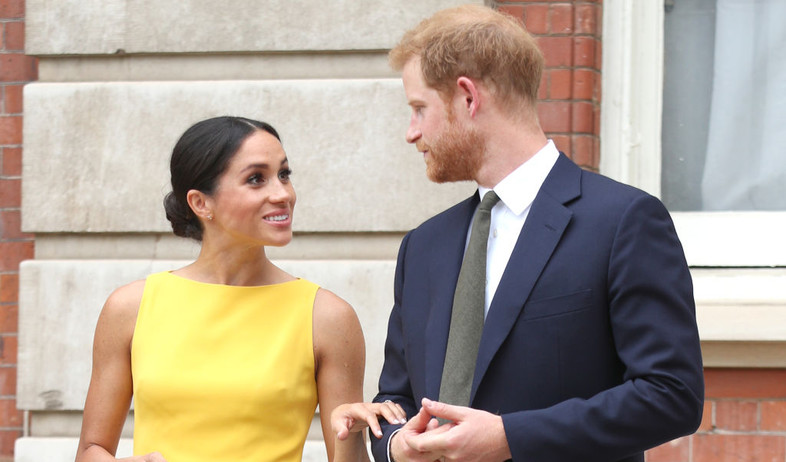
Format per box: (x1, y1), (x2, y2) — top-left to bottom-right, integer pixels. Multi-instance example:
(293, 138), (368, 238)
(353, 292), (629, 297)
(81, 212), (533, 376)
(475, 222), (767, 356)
(371, 154), (704, 462)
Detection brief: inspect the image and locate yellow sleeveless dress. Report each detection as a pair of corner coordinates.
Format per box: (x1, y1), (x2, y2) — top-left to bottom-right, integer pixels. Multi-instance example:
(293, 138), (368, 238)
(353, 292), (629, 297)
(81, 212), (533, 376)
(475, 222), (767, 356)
(131, 271), (319, 461)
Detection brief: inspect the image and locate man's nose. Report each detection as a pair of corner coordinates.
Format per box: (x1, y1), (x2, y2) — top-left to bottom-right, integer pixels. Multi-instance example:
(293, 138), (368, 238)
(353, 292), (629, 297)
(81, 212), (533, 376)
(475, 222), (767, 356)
(406, 122), (421, 144)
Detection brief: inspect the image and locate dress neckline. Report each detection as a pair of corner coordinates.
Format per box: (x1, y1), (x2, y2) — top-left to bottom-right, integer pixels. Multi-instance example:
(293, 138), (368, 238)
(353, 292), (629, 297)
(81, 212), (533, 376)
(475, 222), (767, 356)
(163, 270), (302, 289)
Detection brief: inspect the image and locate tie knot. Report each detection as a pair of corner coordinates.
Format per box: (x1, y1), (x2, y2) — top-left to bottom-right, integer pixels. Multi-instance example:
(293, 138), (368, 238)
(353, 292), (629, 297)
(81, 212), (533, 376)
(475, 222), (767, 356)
(479, 190), (500, 213)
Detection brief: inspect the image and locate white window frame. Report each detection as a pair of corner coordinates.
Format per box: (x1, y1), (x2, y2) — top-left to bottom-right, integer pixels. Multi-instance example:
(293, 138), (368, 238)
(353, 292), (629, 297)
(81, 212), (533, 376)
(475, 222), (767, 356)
(600, 0), (786, 269)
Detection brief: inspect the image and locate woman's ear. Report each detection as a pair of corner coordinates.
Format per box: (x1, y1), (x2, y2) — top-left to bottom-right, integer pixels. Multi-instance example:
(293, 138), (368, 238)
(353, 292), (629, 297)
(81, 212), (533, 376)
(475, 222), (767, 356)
(186, 189), (214, 221)
(456, 76), (481, 117)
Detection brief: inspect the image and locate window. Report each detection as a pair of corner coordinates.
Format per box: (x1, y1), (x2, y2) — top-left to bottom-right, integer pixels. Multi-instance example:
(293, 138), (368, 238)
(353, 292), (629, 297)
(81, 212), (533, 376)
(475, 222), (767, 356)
(662, 0), (786, 212)
(601, 0), (786, 268)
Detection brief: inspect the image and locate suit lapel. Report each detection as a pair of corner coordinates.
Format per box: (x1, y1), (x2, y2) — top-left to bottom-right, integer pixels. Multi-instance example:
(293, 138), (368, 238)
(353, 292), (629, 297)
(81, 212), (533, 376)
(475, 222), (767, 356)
(470, 154), (582, 403)
(424, 194), (479, 399)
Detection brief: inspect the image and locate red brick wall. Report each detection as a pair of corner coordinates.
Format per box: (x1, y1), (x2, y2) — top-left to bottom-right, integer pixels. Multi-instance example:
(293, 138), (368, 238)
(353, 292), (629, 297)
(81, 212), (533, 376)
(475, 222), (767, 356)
(0, 0), (36, 457)
(497, 0), (602, 171)
(648, 369), (786, 462)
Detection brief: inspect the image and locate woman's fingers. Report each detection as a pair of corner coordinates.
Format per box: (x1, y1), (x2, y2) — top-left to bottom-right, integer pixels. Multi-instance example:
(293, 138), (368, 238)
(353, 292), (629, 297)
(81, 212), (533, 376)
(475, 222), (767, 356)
(331, 404), (357, 440)
(332, 401), (412, 439)
(379, 401), (408, 425)
(365, 409), (385, 438)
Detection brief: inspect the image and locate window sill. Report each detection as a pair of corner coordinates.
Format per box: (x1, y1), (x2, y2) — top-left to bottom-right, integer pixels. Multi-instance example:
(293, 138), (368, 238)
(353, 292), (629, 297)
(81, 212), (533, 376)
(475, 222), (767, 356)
(694, 268), (786, 367)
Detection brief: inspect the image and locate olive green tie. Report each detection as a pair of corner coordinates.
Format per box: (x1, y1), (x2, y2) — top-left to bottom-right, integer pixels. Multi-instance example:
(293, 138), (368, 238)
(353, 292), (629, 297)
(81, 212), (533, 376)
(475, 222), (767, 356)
(439, 190), (500, 408)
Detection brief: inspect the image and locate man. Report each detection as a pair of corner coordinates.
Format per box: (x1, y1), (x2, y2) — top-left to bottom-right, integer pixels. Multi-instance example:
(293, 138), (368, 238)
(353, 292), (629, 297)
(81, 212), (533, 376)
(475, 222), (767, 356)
(371, 5), (704, 462)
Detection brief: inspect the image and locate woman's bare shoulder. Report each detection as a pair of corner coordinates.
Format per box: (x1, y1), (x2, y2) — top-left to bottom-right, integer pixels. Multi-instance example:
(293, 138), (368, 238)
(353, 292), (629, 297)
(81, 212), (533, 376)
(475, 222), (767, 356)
(312, 287), (364, 358)
(98, 279), (147, 334)
(313, 287), (357, 325)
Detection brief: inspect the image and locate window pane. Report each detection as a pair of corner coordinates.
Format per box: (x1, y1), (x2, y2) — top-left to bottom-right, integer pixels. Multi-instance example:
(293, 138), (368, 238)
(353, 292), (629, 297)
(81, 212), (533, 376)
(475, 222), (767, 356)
(662, 0), (786, 211)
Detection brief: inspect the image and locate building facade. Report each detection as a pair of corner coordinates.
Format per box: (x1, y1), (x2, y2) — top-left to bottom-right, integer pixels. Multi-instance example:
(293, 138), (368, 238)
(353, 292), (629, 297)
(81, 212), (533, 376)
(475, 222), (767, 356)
(1, 0), (785, 461)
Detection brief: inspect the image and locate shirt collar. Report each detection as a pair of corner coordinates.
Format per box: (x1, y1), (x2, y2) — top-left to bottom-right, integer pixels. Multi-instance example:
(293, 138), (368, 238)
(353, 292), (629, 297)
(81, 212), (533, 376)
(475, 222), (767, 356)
(478, 140), (560, 216)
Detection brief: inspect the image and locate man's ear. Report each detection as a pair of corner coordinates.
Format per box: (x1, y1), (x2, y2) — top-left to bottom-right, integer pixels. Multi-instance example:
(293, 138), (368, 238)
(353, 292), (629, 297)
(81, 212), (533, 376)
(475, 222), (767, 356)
(186, 189), (213, 221)
(456, 76), (481, 117)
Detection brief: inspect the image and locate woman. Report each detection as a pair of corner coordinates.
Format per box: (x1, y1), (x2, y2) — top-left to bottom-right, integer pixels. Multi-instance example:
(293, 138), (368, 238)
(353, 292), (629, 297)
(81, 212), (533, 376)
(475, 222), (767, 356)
(75, 116), (405, 462)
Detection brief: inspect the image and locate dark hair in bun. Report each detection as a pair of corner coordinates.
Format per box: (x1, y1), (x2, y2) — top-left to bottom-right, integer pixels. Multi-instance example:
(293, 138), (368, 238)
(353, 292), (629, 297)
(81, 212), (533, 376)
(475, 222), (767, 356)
(163, 116), (281, 241)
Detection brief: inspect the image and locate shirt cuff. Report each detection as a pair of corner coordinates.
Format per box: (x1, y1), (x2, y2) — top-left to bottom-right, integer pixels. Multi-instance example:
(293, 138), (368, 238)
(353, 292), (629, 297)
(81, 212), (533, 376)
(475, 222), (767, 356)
(387, 428), (402, 462)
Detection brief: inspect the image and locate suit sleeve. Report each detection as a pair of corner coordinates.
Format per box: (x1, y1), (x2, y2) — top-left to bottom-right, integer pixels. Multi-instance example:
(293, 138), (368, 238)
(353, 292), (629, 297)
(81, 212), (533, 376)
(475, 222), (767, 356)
(501, 194), (704, 461)
(370, 232), (419, 462)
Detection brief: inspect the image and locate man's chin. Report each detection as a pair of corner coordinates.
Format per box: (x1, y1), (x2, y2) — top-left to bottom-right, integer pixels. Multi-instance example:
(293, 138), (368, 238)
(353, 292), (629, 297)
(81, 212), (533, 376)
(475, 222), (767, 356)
(427, 174), (452, 184)
(425, 165), (447, 183)
(426, 166), (471, 184)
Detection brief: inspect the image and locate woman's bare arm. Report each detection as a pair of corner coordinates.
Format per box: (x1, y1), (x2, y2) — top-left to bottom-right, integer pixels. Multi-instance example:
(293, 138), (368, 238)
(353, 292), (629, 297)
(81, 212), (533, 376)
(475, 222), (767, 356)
(75, 280), (165, 462)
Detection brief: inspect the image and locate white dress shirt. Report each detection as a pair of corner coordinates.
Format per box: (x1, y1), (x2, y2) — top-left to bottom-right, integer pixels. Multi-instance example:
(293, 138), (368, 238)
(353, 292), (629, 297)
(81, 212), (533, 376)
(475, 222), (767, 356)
(475, 140), (560, 317)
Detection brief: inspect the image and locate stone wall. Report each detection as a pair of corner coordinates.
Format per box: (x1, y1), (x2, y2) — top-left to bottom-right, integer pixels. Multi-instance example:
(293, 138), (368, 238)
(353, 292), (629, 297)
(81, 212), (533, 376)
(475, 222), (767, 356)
(16, 0), (479, 459)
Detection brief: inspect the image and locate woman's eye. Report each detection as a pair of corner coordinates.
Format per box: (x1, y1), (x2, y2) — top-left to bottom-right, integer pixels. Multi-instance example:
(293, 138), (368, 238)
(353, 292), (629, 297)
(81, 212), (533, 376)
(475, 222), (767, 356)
(247, 173), (263, 185)
(279, 168), (292, 182)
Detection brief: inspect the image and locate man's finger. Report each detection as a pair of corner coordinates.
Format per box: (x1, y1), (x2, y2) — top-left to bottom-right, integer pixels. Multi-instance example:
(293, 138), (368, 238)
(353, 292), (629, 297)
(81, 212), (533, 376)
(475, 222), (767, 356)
(426, 418), (453, 435)
(405, 404), (433, 432)
(406, 425), (450, 454)
(425, 417), (441, 432)
(422, 397), (465, 423)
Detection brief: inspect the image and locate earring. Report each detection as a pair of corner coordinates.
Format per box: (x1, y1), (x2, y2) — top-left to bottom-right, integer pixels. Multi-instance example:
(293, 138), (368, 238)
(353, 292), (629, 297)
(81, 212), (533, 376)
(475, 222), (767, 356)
(207, 214), (213, 221)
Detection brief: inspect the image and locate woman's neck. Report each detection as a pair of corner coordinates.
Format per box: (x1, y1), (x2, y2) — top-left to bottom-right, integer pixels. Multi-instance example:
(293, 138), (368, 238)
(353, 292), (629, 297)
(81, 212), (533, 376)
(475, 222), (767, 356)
(178, 238), (293, 287)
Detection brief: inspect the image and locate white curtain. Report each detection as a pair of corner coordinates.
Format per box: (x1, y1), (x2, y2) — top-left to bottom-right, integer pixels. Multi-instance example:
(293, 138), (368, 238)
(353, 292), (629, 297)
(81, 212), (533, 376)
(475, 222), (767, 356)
(701, 0), (786, 210)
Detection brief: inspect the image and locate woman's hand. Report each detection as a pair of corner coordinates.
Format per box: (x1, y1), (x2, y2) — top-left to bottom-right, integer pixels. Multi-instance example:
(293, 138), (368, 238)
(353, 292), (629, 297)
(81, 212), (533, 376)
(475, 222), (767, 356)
(137, 453), (167, 462)
(77, 449), (167, 462)
(127, 453), (166, 462)
(331, 401), (408, 440)
(116, 452), (166, 462)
